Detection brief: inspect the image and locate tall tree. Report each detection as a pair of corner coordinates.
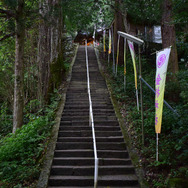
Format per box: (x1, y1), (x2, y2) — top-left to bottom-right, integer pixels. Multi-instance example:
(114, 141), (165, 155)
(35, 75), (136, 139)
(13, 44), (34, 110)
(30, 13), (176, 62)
(38, 0), (64, 104)
(113, 0), (124, 64)
(13, 0), (25, 133)
(161, 0), (179, 76)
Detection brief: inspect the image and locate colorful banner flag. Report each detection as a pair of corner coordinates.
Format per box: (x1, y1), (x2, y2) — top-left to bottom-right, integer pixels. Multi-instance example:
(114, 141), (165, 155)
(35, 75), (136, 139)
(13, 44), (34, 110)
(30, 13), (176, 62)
(116, 34), (120, 75)
(103, 30), (106, 52)
(155, 47), (171, 133)
(109, 29), (111, 54)
(128, 40), (137, 90)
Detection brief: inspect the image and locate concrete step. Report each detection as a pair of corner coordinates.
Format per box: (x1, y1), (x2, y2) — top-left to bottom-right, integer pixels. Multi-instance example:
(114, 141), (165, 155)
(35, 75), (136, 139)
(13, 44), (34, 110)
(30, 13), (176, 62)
(54, 149), (129, 158)
(64, 105), (114, 109)
(58, 130), (122, 137)
(60, 120), (119, 126)
(61, 116), (117, 121)
(52, 157), (132, 166)
(48, 175), (139, 186)
(48, 46), (139, 187)
(59, 126), (120, 131)
(57, 136), (124, 143)
(55, 142), (126, 150)
(48, 186), (139, 188)
(54, 149), (94, 158)
(50, 165), (135, 176)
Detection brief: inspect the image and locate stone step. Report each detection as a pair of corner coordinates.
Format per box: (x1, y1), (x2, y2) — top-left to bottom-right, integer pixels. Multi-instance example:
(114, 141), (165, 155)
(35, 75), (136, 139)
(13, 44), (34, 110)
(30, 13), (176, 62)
(65, 101), (112, 106)
(48, 175), (139, 186)
(59, 125), (120, 131)
(54, 149), (94, 158)
(57, 136), (124, 143)
(50, 165), (135, 176)
(63, 109), (115, 113)
(61, 116), (117, 121)
(62, 112), (116, 116)
(60, 121), (119, 126)
(48, 186), (139, 188)
(54, 149), (129, 158)
(64, 105), (114, 109)
(58, 130), (122, 137)
(52, 157), (132, 166)
(55, 142), (126, 150)
(48, 46), (139, 187)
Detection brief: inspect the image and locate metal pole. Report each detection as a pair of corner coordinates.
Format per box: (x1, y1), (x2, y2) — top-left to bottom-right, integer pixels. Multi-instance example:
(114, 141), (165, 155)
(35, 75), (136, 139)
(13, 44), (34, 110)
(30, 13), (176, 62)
(140, 77), (179, 117)
(136, 89), (139, 111)
(156, 133), (159, 161)
(138, 31), (144, 146)
(108, 50), (110, 66)
(94, 158), (99, 188)
(124, 38), (126, 92)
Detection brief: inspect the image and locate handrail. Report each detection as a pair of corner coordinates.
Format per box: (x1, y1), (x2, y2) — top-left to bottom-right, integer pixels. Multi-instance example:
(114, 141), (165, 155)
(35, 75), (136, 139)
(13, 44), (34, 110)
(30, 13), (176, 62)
(85, 41), (99, 188)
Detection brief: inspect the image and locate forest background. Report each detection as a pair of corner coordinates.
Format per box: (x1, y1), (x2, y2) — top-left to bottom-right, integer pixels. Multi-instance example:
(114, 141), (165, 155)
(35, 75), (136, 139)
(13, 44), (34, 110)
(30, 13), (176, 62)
(0, 0), (187, 187)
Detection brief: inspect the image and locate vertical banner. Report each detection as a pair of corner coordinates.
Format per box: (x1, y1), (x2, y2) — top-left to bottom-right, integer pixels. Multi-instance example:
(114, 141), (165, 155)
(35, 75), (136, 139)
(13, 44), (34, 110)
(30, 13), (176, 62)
(116, 34), (120, 76)
(128, 40), (137, 89)
(103, 30), (106, 52)
(109, 29), (112, 54)
(155, 47), (171, 133)
(111, 27), (115, 73)
(128, 40), (139, 110)
(108, 29), (112, 65)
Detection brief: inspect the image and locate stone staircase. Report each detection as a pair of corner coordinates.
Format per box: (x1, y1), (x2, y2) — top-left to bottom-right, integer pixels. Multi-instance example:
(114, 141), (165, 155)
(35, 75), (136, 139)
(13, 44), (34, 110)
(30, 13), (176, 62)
(48, 46), (140, 187)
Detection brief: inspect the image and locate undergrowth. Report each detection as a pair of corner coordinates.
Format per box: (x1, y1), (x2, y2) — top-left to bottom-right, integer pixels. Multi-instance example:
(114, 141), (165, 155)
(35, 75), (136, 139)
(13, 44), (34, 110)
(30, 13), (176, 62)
(0, 90), (61, 187)
(101, 51), (188, 187)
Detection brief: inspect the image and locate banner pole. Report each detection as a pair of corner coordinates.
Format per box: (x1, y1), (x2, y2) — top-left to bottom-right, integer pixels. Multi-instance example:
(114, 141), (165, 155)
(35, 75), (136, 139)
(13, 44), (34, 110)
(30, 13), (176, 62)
(108, 49), (110, 66)
(124, 38), (126, 92)
(156, 133), (159, 161)
(136, 89), (139, 111)
(138, 31), (144, 146)
(116, 34), (120, 76)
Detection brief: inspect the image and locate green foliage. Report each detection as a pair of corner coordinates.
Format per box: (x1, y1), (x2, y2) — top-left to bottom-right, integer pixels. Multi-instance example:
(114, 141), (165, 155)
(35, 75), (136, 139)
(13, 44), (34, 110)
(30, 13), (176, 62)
(104, 51), (188, 187)
(123, 0), (162, 25)
(0, 102), (12, 139)
(62, 0), (113, 34)
(0, 96), (57, 187)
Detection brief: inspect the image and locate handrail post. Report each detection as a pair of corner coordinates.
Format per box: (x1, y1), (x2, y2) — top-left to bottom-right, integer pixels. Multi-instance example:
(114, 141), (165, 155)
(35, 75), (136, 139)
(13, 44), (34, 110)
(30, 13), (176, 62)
(94, 158), (99, 188)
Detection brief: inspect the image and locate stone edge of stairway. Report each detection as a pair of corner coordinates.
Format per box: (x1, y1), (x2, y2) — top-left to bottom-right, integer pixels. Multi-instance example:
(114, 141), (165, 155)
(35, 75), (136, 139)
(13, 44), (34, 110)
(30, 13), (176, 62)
(36, 44), (79, 188)
(94, 47), (149, 188)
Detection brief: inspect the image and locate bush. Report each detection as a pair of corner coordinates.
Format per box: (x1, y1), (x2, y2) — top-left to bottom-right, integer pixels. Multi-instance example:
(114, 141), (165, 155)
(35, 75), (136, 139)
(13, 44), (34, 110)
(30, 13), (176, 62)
(0, 105), (54, 186)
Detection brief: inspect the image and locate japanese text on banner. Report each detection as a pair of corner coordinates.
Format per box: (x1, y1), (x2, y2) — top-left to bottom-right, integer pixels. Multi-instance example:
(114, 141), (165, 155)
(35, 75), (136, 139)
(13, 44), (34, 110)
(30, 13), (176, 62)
(155, 48), (171, 133)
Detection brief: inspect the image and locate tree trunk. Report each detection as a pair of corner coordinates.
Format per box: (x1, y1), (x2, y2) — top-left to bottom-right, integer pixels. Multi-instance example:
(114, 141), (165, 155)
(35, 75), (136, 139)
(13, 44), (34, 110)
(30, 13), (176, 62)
(161, 0), (179, 76)
(38, 0), (63, 104)
(38, 0), (51, 105)
(114, 0), (124, 65)
(13, 0), (25, 133)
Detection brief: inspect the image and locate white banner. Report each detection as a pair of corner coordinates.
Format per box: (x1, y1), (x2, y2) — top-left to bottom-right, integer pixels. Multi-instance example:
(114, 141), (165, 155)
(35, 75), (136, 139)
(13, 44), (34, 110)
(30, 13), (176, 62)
(155, 47), (171, 133)
(128, 40), (137, 90)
